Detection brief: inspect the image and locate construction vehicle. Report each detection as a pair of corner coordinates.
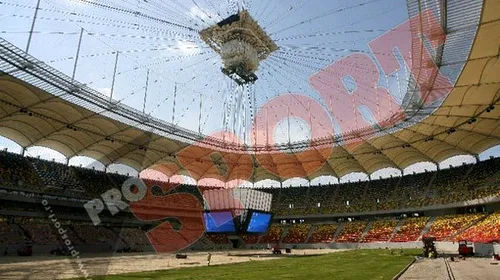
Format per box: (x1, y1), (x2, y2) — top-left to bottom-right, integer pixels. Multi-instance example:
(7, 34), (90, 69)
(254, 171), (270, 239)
(272, 245), (282, 254)
(422, 237), (438, 258)
(458, 240), (474, 257)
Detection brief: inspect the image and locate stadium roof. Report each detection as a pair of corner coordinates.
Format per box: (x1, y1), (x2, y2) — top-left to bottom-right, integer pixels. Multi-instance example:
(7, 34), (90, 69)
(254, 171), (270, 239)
(0, 0), (499, 182)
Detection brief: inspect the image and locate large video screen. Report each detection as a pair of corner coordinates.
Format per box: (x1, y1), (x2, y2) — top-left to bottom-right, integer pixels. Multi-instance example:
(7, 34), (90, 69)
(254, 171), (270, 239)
(246, 212), (272, 233)
(203, 211), (236, 233)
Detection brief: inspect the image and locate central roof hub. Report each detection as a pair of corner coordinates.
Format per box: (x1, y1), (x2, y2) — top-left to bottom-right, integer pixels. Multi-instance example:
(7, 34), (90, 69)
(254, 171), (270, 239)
(199, 10), (279, 85)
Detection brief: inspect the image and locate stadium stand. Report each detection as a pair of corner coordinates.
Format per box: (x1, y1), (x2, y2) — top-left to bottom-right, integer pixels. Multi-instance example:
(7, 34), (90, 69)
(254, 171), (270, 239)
(29, 158), (83, 193)
(454, 212), (500, 243)
(241, 235), (259, 244)
(334, 182), (368, 213)
(262, 158), (500, 216)
(423, 214), (485, 241)
(363, 177), (399, 211)
(0, 151), (43, 190)
(71, 167), (119, 196)
(116, 228), (151, 246)
(0, 150), (500, 252)
(206, 234), (230, 244)
(398, 173), (431, 208)
(259, 224), (284, 244)
(335, 221), (367, 243)
(308, 224), (338, 243)
(71, 223), (119, 244)
(0, 217), (26, 245)
(391, 217), (429, 242)
(309, 185), (337, 214)
(23, 222), (60, 245)
(282, 224), (311, 243)
(361, 220), (397, 243)
(0, 150), (499, 214)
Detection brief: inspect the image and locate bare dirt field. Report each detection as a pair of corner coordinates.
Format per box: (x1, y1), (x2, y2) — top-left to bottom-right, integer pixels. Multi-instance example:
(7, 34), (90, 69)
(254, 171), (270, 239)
(0, 249), (348, 280)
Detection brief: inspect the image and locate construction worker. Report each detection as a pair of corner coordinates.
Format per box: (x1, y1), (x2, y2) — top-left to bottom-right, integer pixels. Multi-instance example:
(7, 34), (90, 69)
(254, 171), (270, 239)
(207, 252), (212, 266)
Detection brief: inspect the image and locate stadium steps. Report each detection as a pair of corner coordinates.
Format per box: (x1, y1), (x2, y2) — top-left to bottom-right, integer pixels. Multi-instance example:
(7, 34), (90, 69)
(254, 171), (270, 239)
(461, 164), (475, 184)
(110, 228), (133, 247)
(485, 169), (500, 185)
(196, 235), (217, 250)
(275, 189), (283, 204)
(445, 213), (490, 241)
(389, 177), (403, 200)
(418, 216), (437, 241)
(68, 225), (90, 244)
(359, 221), (372, 242)
(331, 184), (340, 203)
(29, 161), (45, 186)
(305, 224), (316, 243)
(388, 219), (404, 242)
(279, 225), (290, 244)
(13, 223), (30, 240)
(424, 172), (438, 196)
(332, 223), (344, 242)
(361, 181), (370, 199)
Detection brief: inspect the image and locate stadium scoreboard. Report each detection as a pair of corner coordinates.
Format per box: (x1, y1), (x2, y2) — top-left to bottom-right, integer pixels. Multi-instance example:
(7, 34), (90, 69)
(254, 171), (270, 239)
(202, 188), (273, 235)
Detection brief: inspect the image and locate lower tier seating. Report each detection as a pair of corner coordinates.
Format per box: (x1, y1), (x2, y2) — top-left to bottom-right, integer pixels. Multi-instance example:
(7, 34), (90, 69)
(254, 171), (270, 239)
(283, 224), (311, 243)
(391, 217), (428, 242)
(308, 224), (338, 243)
(361, 220), (397, 243)
(454, 212), (500, 243)
(423, 214), (484, 241)
(335, 221), (367, 243)
(259, 224), (284, 244)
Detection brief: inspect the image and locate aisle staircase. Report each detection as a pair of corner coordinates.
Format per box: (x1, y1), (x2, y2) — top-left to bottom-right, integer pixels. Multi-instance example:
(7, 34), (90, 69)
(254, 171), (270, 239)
(424, 172), (438, 196)
(332, 223), (344, 242)
(279, 225), (289, 244)
(359, 221), (373, 242)
(197, 235), (217, 250)
(13, 222), (28, 237)
(445, 213), (491, 241)
(460, 165), (475, 185)
(305, 224), (316, 243)
(388, 219), (404, 242)
(418, 216), (437, 240)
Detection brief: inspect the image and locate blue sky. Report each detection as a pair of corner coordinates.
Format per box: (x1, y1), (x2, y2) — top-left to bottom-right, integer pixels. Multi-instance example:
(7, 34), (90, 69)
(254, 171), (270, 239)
(0, 0), (497, 185)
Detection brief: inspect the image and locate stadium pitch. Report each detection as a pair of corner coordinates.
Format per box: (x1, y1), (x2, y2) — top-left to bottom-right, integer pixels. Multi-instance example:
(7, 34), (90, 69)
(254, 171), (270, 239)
(71, 249), (419, 280)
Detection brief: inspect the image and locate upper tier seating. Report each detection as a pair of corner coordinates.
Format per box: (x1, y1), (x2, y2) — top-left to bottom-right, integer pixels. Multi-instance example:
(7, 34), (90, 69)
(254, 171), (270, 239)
(0, 150), (499, 216)
(29, 158), (83, 193)
(0, 151), (43, 190)
(260, 158), (500, 216)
